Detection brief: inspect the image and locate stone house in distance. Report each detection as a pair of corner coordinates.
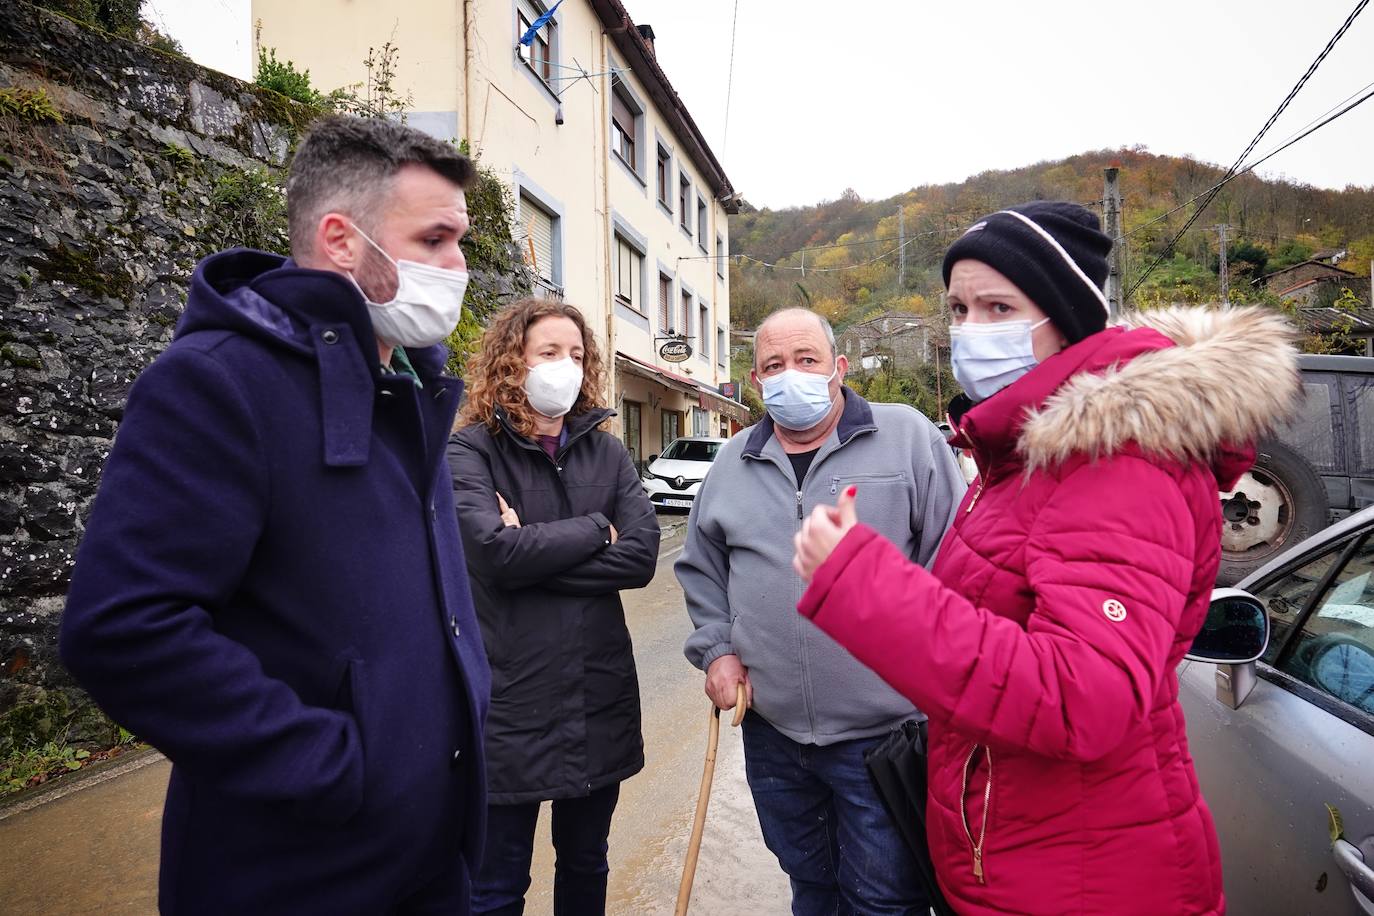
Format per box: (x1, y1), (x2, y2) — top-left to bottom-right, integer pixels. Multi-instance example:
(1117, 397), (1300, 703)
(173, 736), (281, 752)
(1262, 259), (1369, 307)
(835, 311), (939, 373)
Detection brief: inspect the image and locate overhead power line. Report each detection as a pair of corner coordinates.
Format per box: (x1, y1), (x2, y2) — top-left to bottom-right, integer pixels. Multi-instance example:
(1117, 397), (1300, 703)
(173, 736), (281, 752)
(1122, 77), (1374, 243)
(676, 225), (970, 271)
(742, 234), (926, 274)
(688, 195), (1125, 273)
(1122, 83), (1374, 258)
(722, 0), (740, 157)
(1127, 0), (1369, 298)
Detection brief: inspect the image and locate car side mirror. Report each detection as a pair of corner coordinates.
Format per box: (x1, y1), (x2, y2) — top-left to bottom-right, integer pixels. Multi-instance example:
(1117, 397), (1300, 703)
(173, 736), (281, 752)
(1188, 589), (1270, 710)
(647, 454), (658, 464)
(1186, 589), (1270, 664)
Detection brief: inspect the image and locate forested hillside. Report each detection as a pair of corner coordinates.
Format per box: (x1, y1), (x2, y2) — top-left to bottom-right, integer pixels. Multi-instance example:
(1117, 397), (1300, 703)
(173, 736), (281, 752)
(727, 147), (1374, 333)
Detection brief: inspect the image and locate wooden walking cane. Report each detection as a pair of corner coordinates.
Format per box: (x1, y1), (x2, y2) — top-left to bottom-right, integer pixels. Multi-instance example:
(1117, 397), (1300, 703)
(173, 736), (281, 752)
(674, 682), (747, 916)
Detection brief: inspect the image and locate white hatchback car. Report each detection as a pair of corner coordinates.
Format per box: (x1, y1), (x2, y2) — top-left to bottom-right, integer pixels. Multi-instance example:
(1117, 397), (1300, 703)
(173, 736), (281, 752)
(641, 436), (726, 511)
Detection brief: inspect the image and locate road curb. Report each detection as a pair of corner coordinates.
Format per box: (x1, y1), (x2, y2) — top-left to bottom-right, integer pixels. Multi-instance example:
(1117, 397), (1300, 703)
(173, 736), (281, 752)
(0, 745), (165, 822)
(659, 519), (689, 542)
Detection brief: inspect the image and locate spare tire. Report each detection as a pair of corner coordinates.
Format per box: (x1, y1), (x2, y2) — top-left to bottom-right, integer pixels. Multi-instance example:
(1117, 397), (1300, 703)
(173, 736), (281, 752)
(1217, 439), (1328, 586)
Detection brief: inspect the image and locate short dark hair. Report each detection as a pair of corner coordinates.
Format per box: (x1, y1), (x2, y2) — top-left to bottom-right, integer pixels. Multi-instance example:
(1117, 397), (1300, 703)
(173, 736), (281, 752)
(286, 115), (475, 259)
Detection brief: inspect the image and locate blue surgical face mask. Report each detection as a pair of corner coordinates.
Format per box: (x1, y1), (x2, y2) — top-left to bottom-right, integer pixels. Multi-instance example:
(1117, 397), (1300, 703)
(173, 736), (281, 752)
(760, 366), (838, 430)
(949, 317), (1051, 402)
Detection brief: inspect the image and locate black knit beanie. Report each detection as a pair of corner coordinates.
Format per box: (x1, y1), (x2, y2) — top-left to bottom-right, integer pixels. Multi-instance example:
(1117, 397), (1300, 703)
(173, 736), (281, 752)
(941, 201), (1113, 343)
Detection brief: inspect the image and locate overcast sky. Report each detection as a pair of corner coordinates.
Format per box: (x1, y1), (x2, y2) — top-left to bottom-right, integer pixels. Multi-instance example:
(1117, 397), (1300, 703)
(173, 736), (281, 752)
(150, 0), (1374, 210)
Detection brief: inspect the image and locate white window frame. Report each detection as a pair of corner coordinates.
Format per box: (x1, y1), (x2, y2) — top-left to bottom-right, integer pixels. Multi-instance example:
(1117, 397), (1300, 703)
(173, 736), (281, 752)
(697, 195), (709, 253)
(614, 234), (645, 314)
(610, 72), (647, 187)
(698, 301), (710, 363)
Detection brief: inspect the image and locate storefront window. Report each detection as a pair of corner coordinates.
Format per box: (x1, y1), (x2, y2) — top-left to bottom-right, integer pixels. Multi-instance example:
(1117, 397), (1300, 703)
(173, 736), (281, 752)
(623, 400), (642, 467)
(661, 410), (682, 453)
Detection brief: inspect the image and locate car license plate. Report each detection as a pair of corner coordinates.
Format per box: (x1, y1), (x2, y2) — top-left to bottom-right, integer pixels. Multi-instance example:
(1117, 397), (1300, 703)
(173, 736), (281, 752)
(662, 498), (693, 508)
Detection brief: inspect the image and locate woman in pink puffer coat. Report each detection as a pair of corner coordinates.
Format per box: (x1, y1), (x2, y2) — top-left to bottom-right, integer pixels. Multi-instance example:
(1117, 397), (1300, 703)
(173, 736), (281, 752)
(794, 202), (1298, 915)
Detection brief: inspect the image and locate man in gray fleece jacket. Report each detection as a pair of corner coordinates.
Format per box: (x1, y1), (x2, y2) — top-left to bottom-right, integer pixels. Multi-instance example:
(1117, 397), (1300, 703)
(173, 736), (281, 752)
(678, 308), (965, 914)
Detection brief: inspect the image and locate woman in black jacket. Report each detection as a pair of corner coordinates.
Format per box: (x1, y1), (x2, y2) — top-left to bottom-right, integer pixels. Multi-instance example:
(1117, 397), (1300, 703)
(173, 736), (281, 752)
(447, 298), (660, 915)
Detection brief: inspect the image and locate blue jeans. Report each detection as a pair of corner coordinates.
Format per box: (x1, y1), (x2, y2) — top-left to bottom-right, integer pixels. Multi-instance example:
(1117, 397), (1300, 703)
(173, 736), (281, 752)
(471, 783), (620, 916)
(743, 713), (928, 916)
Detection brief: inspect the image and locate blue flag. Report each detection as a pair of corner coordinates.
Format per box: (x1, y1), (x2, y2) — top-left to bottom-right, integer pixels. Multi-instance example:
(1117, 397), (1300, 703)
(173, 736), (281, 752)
(519, 0), (564, 46)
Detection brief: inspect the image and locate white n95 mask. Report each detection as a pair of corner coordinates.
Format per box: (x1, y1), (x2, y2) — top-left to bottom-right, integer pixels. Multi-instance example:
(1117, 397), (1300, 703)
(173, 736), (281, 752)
(524, 357), (584, 418)
(350, 223), (469, 348)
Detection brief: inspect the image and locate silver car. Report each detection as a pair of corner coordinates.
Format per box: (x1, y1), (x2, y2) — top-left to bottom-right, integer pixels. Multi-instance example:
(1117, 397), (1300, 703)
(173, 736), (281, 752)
(1182, 505), (1374, 914)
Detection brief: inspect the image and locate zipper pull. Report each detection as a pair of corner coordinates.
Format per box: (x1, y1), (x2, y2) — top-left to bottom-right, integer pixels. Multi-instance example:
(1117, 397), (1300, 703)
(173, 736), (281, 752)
(796, 490), (803, 520)
(973, 848), (985, 884)
(830, 476), (839, 495)
(966, 479), (986, 514)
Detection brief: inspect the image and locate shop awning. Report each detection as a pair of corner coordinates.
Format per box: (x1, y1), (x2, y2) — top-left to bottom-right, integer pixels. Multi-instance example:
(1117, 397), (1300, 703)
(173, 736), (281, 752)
(615, 352), (751, 424)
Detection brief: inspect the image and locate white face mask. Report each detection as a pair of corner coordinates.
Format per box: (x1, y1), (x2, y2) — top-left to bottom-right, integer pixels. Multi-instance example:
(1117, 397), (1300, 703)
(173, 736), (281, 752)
(524, 357), (584, 419)
(949, 317), (1050, 402)
(349, 223), (469, 348)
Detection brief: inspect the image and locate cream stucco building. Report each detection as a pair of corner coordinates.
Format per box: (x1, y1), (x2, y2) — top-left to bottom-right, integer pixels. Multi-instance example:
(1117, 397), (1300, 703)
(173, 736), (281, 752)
(253, 0), (747, 466)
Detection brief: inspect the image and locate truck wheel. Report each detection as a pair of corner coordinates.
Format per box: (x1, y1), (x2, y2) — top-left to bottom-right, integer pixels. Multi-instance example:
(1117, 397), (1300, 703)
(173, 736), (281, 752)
(1217, 439), (1328, 586)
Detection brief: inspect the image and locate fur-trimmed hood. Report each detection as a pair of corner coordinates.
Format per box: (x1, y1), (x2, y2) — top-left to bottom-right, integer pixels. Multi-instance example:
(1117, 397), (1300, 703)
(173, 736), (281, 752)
(1016, 306), (1299, 471)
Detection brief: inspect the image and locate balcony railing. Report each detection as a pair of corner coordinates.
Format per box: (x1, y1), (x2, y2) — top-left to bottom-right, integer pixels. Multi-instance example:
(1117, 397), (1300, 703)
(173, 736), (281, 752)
(531, 275), (564, 301)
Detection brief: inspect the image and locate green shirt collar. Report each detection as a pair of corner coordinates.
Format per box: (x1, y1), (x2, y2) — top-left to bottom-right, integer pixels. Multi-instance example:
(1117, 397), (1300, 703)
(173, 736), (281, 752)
(382, 346), (423, 388)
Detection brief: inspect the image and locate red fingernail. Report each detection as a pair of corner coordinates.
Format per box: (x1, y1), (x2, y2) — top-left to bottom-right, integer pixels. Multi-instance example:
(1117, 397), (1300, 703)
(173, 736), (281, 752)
(846, 486), (857, 497)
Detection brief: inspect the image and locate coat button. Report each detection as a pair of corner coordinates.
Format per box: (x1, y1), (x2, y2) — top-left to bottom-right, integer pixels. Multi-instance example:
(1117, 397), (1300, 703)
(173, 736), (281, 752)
(450, 616), (460, 638)
(451, 749), (462, 767)
(321, 329), (339, 344)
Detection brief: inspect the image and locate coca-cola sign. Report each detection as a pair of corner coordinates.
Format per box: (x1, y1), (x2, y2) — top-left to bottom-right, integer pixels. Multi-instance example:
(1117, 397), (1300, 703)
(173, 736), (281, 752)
(659, 340), (692, 363)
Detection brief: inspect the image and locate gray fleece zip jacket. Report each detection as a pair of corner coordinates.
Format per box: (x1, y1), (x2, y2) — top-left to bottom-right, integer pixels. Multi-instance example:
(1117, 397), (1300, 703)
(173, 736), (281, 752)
(678, 388), (967, 746)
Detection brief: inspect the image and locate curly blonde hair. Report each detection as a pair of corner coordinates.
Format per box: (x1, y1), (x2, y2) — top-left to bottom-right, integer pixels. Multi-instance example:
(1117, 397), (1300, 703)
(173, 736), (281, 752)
(459, 298), (607, 436)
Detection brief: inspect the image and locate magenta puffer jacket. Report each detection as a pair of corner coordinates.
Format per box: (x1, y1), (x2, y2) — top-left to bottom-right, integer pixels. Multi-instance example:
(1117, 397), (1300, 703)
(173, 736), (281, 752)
(801, 307), (1298, 915)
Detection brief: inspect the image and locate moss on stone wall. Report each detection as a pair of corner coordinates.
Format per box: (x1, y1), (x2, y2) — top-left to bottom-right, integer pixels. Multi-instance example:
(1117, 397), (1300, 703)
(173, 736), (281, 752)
(32, 241), (136, 302)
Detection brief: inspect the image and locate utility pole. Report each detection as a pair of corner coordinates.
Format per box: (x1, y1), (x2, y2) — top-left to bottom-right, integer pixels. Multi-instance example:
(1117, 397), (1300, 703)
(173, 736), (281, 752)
(1215, 224), (1230, 304)
(934, 340), (942, 410)
(1102, 165), (1123, 319)
(898, 206), (906, 287)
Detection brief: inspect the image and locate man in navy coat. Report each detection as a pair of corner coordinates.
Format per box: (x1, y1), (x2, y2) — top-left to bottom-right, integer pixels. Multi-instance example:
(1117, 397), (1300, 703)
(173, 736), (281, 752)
(60, 115), (491, 913)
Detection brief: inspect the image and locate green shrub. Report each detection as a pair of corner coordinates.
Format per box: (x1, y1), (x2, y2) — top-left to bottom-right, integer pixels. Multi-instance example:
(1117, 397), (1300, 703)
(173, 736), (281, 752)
(2, 742), (90, 795)
(0, 88), (64, 124)
(255, 47), (325, 108)
(207, 167), (289, 254)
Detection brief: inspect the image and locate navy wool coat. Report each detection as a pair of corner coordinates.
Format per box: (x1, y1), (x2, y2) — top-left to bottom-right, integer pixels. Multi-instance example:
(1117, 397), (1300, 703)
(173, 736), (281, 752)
(447, 408), (658, 805)
(60, 249), (491, 914)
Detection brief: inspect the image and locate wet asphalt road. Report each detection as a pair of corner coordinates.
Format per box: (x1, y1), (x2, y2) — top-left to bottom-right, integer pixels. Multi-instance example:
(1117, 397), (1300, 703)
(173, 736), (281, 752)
(0, 514), (791, 914)
(531, 520), (790, 914)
